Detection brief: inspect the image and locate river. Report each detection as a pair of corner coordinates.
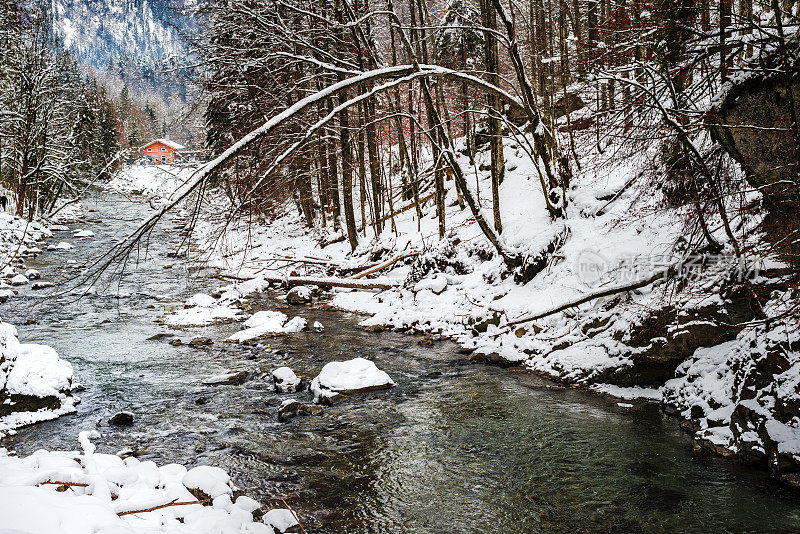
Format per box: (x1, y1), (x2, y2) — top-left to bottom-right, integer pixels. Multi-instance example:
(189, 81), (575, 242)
(2, 192), (799, 533)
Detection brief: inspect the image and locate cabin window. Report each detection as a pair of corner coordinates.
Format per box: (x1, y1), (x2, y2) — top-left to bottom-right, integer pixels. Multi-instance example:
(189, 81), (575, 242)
(161, 147), (166, 151)
(147, 148), (151, 152)
(162, 156), (166, 163)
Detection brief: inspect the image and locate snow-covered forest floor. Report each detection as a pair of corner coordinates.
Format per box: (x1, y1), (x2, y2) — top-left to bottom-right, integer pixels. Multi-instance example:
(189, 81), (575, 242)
(114, 123), (800, 483)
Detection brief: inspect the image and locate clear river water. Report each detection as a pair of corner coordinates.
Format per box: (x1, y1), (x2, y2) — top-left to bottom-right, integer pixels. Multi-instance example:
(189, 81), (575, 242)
(2, 193), (800, 533)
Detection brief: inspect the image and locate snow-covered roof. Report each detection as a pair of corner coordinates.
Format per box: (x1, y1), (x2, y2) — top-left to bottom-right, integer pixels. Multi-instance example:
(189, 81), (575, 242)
(143, 138), (186, 151)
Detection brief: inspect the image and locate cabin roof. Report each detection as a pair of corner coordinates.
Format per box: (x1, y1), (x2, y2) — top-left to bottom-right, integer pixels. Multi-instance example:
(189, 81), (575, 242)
(143, 138), (186, 151)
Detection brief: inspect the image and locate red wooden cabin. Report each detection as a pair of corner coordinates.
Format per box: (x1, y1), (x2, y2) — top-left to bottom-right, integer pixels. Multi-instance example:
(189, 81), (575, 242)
(142, 139), (186, 164)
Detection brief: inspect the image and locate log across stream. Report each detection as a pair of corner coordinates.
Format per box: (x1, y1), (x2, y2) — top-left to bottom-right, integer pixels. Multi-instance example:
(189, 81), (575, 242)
(2, 192), (800, 532)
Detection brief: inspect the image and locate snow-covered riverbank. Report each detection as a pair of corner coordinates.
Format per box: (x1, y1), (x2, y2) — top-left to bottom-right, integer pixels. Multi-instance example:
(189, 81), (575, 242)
(0, 431), (300, 533)
(113, 127), (800, 483)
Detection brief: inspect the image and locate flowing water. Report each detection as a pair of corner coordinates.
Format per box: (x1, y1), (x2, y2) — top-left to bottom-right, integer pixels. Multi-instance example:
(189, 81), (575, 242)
(2, 193), (800, 533)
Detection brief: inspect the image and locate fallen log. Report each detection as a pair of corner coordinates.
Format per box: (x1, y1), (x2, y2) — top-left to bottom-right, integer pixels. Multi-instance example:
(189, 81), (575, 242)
(502, 266), (675, 329)
(218, 274), (399, 290)
(353, 251), (420, 279)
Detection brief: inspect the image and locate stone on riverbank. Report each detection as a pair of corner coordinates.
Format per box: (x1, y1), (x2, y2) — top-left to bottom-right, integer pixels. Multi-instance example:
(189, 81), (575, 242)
(0, 322), (75, 435)
(10, 274), (28, 286)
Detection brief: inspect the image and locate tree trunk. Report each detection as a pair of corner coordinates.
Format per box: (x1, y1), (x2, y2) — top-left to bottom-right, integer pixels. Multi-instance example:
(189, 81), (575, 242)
(481, 0), (504, 234)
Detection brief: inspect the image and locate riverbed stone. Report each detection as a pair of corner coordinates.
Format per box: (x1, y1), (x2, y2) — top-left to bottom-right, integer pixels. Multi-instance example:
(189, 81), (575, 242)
(188, 336), (213, 347)
(30, 281), (54, 290)
(109, 411), (134, 426)
(277, 399), (324, 422)
(203, 370), (250, 386)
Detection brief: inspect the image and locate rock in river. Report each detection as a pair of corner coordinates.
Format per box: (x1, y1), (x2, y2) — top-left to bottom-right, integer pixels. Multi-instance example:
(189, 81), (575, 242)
(272, 367), (301, 393)
(286, 286), (312, 305)
(203, 370), (250, 386)
(108, 411), (134, 426)
(277, 399), (323, 422)
(310, 357), (394, 404)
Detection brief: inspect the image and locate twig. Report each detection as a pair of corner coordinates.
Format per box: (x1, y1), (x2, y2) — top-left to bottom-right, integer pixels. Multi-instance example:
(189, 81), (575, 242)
(117, 498), (210, 516)
(280, 498), (308, 534)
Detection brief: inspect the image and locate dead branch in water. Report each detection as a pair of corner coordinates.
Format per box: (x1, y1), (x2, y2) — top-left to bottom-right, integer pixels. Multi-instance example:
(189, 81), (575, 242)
(280, 498), (308, 534)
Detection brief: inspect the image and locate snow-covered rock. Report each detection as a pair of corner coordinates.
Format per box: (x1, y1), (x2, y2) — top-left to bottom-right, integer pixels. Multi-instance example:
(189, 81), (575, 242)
(24, 269), (40, 280)
(73, 229), (95, 238)
(263, 509), (300, 533)
(312, 321), (324, 332)
(413, 273), (448, 295)
(286, 286), (312, 305)
(186, 292), (216, 308)
(0, 321), (75, 436)
(10, 274), (28, 286)
(226, 312), (307, 342)
(55, 241), (73, 250)
(182, 465), (233, 499)
(166, 304), (244, 327)
(310, 357), (394, 403)
(282, 316), (307, 333)
(271, 367), (300, 393)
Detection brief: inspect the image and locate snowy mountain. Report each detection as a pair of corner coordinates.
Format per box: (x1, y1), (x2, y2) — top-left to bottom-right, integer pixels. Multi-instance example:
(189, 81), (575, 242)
(51, 0), (188, 76)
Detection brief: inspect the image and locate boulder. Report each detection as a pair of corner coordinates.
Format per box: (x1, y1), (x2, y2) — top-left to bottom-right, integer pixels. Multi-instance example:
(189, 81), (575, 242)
(286, 286), (312, 305)
(709, 46), (800, 204)
(24, 269), (40, 280)
(553, 92), (586, 118)
(188, 336), (213, 347)
(108, 411), (134, 426)
(30, 281), (53, 290)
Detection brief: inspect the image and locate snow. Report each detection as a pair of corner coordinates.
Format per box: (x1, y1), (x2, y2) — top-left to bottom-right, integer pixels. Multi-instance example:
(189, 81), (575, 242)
(55, 241), (73, 250)
(225, 312), (307, 341)
(107, 165), (198, 198)
(0, 431), (281, 533)
(310, 358), (394, 403)
(73, 229), (95, 238)
(413, 273), (448, 294)
(165, 304), (244, 327)
(591, 384), (662, 401)
(186, 293), (216, 308)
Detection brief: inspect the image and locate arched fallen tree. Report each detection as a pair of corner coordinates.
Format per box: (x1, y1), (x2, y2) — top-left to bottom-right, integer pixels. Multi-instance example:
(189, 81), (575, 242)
(86, 59), (563, 280)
